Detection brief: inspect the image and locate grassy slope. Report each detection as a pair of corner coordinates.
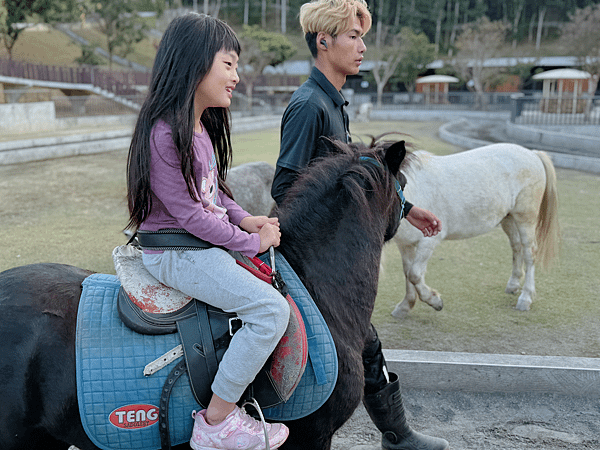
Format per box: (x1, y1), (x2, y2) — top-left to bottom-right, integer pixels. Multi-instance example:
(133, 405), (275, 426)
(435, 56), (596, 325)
(0, 27), (89, 66)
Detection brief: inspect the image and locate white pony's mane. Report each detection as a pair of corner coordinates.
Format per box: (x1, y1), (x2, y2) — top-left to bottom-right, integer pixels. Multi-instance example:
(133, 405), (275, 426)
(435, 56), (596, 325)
(402, 149), (434, 178)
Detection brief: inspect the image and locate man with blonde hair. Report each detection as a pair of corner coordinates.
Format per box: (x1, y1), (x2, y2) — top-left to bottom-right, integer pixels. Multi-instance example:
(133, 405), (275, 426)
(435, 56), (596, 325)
(272, 1), (449, 449)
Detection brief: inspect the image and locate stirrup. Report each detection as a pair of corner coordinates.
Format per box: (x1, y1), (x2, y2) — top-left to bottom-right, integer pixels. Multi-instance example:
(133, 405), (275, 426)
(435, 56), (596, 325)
(242, 397), (271, 450)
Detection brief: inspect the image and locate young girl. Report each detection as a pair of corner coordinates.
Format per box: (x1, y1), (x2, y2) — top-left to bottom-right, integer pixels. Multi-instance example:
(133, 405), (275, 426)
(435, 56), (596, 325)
(126, 13), (290, 450)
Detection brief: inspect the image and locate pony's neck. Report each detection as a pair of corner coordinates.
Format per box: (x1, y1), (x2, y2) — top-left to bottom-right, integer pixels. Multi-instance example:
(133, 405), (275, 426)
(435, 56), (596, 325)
(279, 200), (385, 323)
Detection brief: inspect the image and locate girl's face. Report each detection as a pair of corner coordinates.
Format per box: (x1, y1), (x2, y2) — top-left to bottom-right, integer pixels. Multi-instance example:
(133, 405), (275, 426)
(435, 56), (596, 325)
(194, 50), (240, 124)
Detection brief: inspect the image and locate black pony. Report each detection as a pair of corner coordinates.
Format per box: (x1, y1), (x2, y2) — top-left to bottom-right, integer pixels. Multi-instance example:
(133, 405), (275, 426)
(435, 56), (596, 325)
(0, 138), (407, 450)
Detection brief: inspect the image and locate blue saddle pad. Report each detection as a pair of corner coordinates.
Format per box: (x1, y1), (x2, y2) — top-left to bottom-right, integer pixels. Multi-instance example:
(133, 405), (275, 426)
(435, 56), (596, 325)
(76, 251), (337, 450)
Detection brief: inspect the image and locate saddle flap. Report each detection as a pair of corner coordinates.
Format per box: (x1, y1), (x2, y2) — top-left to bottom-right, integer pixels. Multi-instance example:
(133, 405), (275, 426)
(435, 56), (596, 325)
(268, 293), (308, 401)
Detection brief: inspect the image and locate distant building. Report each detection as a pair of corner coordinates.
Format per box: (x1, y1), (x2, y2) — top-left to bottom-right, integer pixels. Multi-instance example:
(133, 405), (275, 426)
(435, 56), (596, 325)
(532, 68), (592, 114)
(415, 75), (459, 103)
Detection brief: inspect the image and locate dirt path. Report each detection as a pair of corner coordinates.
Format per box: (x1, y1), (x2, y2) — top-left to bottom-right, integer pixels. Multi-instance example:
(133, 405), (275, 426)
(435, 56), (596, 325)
(331, 389), (599, 449)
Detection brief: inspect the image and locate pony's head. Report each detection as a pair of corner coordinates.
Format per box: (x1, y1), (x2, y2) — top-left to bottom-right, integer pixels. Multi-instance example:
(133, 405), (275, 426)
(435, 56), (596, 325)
(278, 137), (407, 250)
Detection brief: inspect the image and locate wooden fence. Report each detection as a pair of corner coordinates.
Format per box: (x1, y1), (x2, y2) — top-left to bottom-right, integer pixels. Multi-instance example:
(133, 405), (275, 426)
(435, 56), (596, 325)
(0, 59), (150, 97)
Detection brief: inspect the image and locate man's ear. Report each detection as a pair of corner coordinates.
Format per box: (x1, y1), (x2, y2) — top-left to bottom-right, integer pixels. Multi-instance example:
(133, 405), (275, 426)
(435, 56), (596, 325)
(317, 32), (328, 51)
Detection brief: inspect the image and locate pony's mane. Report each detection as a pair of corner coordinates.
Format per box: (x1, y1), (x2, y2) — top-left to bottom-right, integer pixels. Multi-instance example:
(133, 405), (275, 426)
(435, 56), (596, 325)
(279, 138), (398, 231)
(399, 150), (433, 179)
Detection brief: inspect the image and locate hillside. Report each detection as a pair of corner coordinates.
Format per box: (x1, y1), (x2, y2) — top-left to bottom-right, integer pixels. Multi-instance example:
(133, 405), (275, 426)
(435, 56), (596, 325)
(0, 20), (572, 74)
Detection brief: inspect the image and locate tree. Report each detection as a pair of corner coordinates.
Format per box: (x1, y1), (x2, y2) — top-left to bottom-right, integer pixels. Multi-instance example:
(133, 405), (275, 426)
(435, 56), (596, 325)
(238, 25), (296, 108)
(394, 27), (436, 95)
(372, 46), (404, 108)
(90, 0), (164, 70)
(75, 42), (103, 66)
(453, 16), (509, 109)
(0, 0), (79, 60)
(0, 0), (21, 60)
(371, 27), (435, 107)
(561, 3), (600, 98)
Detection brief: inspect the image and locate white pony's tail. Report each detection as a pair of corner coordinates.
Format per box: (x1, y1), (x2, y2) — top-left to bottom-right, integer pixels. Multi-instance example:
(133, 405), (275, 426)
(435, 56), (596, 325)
(534, 151), (560, 269)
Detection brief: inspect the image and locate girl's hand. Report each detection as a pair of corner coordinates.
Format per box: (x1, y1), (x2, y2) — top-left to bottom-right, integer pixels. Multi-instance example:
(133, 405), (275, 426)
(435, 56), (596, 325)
(240, 216), (279, 234)
(258, 222), (281, 253)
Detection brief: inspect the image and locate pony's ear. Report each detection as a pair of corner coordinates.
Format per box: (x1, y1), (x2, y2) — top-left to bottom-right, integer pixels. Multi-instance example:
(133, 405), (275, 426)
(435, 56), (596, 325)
(384, 140), (406, 176)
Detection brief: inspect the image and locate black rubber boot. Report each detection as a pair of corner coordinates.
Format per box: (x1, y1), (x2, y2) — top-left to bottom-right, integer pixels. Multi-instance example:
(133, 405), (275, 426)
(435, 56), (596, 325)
(363, 372), (450, 450)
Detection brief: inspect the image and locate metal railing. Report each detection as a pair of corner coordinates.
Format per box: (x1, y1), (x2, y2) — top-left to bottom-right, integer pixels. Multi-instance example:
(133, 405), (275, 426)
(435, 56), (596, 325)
(511, 93), (600, 125)
(354, 91), (517, 112)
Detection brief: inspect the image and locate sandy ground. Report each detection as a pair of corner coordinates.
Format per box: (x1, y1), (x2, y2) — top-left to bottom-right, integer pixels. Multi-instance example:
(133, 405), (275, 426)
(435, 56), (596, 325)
(331, 388), (600, 449)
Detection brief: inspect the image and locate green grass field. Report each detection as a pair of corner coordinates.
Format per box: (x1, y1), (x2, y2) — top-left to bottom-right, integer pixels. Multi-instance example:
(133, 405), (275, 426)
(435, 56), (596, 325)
(0, 121), (598, 358)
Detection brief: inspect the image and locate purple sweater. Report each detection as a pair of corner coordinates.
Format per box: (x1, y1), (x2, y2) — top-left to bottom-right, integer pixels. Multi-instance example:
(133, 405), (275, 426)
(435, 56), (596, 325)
(139, 120), (260, 257)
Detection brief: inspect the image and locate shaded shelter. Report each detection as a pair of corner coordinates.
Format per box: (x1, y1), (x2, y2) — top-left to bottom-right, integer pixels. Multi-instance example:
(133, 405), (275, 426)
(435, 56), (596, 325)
(533, 68), (591, 114)
(416, 75), (459, 104)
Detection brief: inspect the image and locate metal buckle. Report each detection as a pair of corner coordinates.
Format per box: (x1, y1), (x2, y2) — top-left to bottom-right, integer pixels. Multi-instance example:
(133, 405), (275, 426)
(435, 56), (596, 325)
(229, 317), (243, 336)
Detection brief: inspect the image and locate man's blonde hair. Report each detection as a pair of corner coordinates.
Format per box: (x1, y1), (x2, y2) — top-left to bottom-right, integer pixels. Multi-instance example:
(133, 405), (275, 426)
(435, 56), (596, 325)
(300, 0), (372, 38)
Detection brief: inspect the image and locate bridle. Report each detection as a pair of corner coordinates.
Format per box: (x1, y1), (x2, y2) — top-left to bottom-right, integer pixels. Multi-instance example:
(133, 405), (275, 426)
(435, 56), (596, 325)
(359, 155), (406, 220)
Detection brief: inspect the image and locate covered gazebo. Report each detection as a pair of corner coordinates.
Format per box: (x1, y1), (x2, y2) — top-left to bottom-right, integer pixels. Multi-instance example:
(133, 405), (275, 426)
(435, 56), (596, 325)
(532, 68), (591, 114)
(416, 75), (459, 104)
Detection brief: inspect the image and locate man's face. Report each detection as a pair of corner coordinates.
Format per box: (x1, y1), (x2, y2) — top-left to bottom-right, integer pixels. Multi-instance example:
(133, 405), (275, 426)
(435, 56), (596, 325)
(328, 16), (367, 77)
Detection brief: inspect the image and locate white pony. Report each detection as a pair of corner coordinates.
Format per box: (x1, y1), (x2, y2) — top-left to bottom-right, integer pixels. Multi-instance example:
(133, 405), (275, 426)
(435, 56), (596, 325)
(227, 161), (276, 216)
(392, 143), (560, 318)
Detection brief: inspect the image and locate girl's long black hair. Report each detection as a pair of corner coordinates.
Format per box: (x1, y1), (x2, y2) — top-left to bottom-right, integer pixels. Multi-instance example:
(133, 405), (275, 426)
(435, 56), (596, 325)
(126, 13), (241, 231)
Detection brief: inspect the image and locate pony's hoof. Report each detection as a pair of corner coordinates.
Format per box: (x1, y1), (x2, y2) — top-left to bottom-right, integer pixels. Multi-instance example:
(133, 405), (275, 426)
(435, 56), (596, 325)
(515, 298), (531, 311)
(505, 285), (520, 295)
(427, 293), (443, 311)
(391, 304), (409, 319)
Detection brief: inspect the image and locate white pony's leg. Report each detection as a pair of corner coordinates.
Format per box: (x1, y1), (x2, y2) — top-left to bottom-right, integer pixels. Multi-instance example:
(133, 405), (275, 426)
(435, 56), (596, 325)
(513, 219), (538, 311)
(516, 230), (536, 310)
(392, 240), (443, 319)
(391, 244), (419, 319)
(501, 216), (524, 295)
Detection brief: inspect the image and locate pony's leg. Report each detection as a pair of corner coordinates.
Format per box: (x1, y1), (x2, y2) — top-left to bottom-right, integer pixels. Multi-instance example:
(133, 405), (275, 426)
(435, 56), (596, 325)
(501, 216), (524, 295)
(392, 240), (443, 319)
(408, 241), (444, 311)
(515, 223), (537, 311)
(391, 244), (419, 319)
(502, 213), (536, 311)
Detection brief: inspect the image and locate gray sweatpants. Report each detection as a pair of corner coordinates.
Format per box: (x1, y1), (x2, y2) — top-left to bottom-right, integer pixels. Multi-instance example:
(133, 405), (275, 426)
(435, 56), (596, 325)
(142, 248), (290, 403)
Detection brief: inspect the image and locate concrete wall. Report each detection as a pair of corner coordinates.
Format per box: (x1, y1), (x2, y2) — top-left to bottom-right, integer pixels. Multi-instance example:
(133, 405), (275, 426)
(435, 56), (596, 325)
(0, 101), (56, 133)
(506, 121), (600, 155)
(55, 114), (137, 130)
(0, 114), (283, 165)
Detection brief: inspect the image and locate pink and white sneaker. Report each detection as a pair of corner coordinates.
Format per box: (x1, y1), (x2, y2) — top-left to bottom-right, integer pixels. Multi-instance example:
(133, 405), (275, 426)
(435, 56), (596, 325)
(189, 406), (289, 450)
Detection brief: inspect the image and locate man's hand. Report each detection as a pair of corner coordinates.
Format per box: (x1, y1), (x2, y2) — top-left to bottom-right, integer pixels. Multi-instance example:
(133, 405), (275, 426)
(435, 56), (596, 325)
(406, 206), (442, 237)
